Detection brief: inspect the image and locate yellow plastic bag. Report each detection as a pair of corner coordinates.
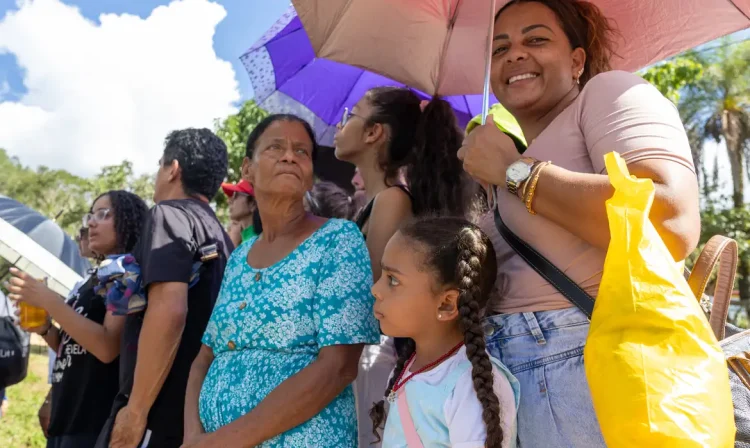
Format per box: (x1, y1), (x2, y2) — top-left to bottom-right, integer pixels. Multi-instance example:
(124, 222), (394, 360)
(584, 152), (735, 447)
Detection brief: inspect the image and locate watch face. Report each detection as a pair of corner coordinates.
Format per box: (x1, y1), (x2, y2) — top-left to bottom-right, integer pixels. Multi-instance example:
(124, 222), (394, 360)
(507, 161), (532, 182)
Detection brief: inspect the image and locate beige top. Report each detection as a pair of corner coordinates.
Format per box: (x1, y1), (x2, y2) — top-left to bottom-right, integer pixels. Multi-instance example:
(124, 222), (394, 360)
(478, 70), (695, 315)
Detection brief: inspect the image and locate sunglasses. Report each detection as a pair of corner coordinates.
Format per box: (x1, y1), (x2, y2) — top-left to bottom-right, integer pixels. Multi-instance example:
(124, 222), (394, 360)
(82, 208), (112, 228)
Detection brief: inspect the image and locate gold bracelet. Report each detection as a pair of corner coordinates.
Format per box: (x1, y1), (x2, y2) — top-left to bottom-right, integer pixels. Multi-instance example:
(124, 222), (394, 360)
(523, 161), (551, 215)
(518, 161), (544, 200)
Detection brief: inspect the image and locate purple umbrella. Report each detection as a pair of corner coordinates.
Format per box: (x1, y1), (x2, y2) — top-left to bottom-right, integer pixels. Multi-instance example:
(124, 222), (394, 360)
(240, 6), (497, 147)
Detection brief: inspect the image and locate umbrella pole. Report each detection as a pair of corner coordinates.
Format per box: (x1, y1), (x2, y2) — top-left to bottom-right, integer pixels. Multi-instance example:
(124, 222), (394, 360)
(481, 0), (496, 126)
(482, 0), (498, 209)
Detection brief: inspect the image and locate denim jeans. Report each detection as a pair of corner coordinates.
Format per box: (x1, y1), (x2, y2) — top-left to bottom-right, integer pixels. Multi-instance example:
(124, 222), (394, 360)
(484, 307), (606, 448)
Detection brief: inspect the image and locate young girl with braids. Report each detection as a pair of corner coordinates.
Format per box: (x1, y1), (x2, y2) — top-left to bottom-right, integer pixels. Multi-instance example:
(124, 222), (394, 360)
(371, 217), (520, 448)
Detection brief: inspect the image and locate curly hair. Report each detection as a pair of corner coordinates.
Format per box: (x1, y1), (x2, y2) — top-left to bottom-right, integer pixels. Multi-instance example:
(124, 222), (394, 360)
(370, 217), (502, 447)
(162, 128), (228, 199)
(365, 88), (473, 217)
(245, 114), (319, 161)
(91, 190), (148, 254)
(496, 0), (619, 86)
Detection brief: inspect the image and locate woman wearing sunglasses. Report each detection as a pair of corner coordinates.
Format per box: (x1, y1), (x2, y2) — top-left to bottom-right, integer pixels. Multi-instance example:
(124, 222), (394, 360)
(8, 190), (148, 448)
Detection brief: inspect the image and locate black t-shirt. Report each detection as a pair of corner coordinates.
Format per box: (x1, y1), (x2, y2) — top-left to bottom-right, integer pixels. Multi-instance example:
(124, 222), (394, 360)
(118, 199), (232, 440)
(49, 276), (119, 437)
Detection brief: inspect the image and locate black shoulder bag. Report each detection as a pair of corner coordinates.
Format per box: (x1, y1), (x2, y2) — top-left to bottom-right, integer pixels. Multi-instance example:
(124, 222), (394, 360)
(493, 207), (595, 318)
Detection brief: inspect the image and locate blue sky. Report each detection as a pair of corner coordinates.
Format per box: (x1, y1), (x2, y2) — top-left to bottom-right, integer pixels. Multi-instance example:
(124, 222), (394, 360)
(0, 0), (289, 103)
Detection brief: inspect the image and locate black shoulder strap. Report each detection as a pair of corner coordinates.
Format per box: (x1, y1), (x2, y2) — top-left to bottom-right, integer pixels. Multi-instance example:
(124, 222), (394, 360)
(493, 208), (595, 318)
(354, 185), (411, 231)
(354, 198), (375, 230)
(392, 184), (413, 200)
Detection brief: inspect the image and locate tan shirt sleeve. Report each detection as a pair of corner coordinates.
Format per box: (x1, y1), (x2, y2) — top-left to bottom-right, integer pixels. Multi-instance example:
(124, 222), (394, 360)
(578, 70), (695, 175)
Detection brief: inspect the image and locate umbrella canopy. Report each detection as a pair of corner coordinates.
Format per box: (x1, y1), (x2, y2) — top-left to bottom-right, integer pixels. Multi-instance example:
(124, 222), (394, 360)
(240, 6), (497, 146)
(0, 195), (89, 297)
(292, 0), (750, 96)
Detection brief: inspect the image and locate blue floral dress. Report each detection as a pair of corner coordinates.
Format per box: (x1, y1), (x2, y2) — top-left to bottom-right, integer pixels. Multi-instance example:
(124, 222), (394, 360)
(199, 219), (380, 447)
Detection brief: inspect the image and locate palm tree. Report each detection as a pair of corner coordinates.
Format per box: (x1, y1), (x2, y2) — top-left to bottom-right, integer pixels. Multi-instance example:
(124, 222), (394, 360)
(678, 40), (750, 208)
(677, 39), (750, 304)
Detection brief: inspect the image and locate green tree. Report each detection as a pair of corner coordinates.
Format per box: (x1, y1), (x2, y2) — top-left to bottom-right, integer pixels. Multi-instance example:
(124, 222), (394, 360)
(678, 40), (750, 208)
(0, 149), (90, 234)
(213, 100), (268, 220)
(642, 56), (707, 172)
(88, 161), (155, 207)
(641, 56), (704, 104)
(642, 41), (750, 307)
(214, 100), (268, 183)
(678, 41), (750, 305)
(0, 150), (156, 236)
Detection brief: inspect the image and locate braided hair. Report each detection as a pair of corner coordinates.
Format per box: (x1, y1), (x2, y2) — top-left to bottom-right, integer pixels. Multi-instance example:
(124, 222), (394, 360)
(370, 216), (502, 447)
(370, 338), (415, 442)
(91, 190), (148, 254)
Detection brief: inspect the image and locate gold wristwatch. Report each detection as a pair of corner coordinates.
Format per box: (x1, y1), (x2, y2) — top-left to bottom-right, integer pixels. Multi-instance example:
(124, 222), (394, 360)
(506, 157), (537, 197)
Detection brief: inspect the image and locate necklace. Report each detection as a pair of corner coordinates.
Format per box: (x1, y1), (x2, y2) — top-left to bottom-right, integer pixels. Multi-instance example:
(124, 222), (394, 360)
(387, 341), (464, 403)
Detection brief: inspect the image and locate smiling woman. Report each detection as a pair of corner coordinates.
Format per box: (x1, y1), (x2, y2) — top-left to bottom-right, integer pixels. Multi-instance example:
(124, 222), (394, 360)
(457, 0), (701, 447)
(182, 114), (380, 448)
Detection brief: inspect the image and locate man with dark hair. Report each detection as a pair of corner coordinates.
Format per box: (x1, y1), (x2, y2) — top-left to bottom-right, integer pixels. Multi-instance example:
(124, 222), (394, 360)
(97, 128), (233, 448)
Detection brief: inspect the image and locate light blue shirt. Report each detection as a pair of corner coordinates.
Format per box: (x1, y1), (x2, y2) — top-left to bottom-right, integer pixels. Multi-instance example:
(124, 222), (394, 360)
(383, 347), (520, 448)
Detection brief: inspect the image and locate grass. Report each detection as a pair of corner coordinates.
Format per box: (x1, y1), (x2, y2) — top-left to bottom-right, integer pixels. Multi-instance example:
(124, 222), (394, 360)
(0, 351), (49, 448)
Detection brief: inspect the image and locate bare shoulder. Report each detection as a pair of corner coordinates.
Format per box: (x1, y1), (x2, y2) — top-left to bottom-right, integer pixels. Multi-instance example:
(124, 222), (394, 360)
(375, 186), (412, 207)
(371, 187), (413, 220)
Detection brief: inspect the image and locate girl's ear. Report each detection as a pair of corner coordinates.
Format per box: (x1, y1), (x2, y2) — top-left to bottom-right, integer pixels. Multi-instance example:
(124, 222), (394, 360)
(436, 289), (460, 322)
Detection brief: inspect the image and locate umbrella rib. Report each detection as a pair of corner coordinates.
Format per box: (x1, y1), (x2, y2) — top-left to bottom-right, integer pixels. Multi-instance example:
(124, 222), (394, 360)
(727, 0), (750, 20)
(434, 0), (464, 96)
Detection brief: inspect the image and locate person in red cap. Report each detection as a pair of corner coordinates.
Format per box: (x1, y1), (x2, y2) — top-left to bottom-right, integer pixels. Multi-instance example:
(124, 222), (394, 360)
(221, 179), (257, 247)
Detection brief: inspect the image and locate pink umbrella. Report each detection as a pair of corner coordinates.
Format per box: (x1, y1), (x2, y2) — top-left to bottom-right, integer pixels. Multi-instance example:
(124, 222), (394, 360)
(292, 0), (750, 96)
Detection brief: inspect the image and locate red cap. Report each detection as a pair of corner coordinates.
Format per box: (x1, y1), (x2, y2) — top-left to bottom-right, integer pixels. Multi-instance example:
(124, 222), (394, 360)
(221, 179), (254, 197)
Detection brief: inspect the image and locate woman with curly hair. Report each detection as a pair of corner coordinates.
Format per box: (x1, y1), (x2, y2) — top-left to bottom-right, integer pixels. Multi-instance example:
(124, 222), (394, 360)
(370, 217), (519, 448)
(8, 190), (148, 448)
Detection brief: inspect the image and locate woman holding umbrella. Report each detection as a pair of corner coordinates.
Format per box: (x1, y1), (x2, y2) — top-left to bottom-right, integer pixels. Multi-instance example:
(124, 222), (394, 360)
(459, 1), (700, 446)
(8, 190), (148, 448)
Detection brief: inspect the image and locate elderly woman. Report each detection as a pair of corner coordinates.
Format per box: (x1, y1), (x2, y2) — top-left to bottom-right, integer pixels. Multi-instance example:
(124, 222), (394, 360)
(459, 1), (700, 446)
(183, 114), (380, 448)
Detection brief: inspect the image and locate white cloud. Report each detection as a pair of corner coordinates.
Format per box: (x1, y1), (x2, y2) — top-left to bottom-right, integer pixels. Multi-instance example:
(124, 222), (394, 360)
(0, 0), (240, 176)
